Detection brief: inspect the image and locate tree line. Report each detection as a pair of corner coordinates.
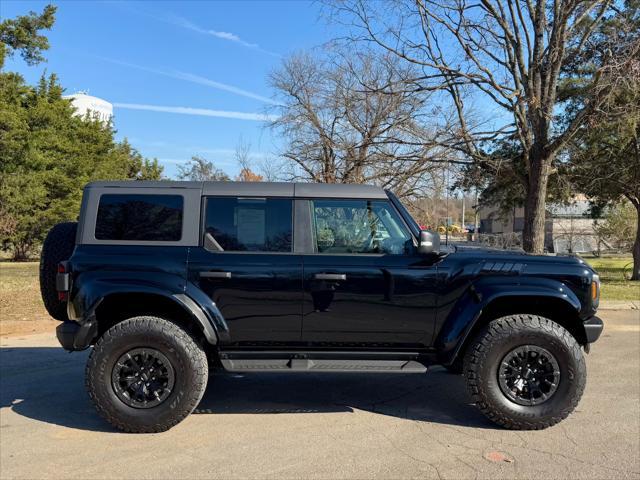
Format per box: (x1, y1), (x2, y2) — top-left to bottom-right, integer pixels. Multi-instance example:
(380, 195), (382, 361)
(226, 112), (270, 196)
(0, 6), (162, 260)
(1, 2), (638, 279)
(265, 0), (639, 278)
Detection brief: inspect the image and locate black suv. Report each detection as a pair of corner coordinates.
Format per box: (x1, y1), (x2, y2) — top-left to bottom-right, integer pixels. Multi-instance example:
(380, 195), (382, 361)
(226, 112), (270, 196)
(39, 181), (603, 433)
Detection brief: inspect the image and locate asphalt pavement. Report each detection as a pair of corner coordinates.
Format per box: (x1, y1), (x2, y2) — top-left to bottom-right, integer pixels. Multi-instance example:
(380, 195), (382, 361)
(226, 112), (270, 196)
(1, 309), (638, 479)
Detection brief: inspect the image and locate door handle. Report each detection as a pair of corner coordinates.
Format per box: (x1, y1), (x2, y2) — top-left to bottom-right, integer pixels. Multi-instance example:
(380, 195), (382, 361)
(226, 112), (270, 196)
(200, 271), (232, 279)
(314, 273), (347, 281)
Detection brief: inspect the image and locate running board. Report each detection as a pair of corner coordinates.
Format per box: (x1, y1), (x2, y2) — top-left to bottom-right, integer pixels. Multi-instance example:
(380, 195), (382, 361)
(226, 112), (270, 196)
(220, 358), (427, 373)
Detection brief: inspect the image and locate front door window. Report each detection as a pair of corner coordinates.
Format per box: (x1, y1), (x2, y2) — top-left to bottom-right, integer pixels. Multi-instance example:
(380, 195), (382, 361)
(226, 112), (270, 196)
(311, 199), (412, 255)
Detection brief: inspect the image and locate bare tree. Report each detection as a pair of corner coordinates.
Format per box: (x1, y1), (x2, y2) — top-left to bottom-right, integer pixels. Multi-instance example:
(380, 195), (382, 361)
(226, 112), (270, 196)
(258, 155), (288, 181)
(234, 135), (264, 182)
(177, 156), (230, 181)
(269, 50), (453, 197)
(233, 135), (265, 181)
(234, 135), (252, 173)
(330, 0), (636, 252)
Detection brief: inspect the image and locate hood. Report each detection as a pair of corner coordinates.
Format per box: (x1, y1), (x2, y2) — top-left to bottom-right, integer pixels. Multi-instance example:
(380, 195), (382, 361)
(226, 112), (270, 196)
(450, 244), (591, 268)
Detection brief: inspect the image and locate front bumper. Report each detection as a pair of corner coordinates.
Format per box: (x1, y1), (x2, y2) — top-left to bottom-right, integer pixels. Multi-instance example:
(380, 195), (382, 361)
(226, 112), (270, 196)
(584, 316), (604, 344)
(56, 321), (97, 351)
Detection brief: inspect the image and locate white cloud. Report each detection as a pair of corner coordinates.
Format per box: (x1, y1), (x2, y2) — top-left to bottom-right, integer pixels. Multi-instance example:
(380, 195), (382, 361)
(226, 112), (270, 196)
(170, 71), (278, 104)
(113, 102), (278, 122)
(133, 141), (271, 160)
(155, 158), (188, 165)
(210, 31), (244, 43)
(99, 57), (279, 105)
(170, 16), (280, 57)
(106, 4), (280, 56)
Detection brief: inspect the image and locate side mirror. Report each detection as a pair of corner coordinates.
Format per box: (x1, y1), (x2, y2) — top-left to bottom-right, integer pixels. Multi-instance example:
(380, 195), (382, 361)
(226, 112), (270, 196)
(418, 230), (440, 255)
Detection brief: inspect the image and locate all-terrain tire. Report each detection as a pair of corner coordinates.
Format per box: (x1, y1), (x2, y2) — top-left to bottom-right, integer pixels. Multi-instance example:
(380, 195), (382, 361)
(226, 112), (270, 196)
(463, 314), (586, 430)
(86, 316), (208, 433)
(39, 222), (77, 321)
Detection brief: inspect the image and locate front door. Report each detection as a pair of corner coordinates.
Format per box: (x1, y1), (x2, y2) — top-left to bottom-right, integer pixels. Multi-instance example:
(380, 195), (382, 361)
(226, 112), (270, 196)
(302, 199), (439, 348)
(188, 196), (302, 346)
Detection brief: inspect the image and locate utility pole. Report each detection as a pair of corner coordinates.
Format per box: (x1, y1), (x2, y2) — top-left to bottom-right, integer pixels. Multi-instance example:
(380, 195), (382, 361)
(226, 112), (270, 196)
(474, 188), (479, 241)
(461, 196), (465, 231)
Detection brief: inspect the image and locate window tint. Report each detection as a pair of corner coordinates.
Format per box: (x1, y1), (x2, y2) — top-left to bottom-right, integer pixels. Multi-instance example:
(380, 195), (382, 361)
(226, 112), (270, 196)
(95, 194), (183, 241)
(204, 197), (292, 252)
(312, 199), (412, 254)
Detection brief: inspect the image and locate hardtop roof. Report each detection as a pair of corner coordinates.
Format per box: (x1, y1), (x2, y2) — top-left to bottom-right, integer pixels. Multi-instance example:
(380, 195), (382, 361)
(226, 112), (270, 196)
(85, 181), (388, 199)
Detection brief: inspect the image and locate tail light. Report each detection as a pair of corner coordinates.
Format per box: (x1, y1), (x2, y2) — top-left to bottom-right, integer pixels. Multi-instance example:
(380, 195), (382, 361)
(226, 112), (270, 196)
(56, 261), (70, 301)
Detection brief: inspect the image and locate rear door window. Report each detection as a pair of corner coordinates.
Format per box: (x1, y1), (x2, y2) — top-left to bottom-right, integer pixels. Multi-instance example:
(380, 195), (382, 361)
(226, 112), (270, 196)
(204, 197), (293, 252)
(95, 194), (183, 241)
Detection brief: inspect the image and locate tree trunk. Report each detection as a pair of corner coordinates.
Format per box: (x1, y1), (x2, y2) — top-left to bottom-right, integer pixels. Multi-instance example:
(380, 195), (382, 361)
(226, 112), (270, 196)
(522, 158), (551, 254)
(632, 203), (640, 281)
(12, 243), (30, 262)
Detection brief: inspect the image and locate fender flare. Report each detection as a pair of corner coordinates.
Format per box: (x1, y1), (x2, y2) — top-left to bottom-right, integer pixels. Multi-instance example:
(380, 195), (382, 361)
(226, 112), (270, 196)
(69, 275), (228, 346)
(436, 277), (583, 365)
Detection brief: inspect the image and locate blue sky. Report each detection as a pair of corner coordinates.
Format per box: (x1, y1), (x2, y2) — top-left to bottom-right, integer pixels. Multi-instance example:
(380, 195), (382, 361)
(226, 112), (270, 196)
(2, 1), (332, 178)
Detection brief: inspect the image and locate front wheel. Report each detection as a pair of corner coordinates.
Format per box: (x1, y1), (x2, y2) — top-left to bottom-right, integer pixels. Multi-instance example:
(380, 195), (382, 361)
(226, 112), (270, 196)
(464, 314), (586, 430)
(86, 316), (208, 433)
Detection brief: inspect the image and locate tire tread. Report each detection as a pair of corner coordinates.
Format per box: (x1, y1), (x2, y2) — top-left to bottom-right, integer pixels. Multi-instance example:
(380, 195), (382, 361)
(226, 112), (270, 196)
(463, 314), (586, 430)
(85, 316), (208, 433)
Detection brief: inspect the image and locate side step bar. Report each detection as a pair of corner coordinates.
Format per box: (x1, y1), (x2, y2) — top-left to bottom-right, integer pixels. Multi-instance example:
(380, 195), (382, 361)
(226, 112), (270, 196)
(220, 357), (427, 373)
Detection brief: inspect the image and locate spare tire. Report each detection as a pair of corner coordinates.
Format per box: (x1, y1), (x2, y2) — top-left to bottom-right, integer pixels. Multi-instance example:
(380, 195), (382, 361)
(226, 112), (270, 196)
(40, 222), (77, 321)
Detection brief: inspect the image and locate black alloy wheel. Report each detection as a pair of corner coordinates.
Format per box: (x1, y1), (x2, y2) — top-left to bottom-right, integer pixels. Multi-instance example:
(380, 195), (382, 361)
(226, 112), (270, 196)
(112, 348), (176, 409)
(497, 345), (561, 406)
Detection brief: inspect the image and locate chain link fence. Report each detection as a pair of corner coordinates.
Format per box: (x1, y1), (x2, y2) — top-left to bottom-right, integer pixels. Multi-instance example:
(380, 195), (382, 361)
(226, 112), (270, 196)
(471, 233), (523, 250)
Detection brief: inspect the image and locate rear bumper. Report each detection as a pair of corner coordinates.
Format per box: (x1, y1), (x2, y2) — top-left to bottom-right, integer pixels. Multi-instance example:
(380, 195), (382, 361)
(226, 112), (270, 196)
(56, 321), (96, 351)
(584, 316), (604, 344)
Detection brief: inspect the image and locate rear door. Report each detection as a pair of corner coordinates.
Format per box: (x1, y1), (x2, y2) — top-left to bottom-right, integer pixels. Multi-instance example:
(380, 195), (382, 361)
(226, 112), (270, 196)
(188, 196), (303, 345)
(301, 198), (439, 348)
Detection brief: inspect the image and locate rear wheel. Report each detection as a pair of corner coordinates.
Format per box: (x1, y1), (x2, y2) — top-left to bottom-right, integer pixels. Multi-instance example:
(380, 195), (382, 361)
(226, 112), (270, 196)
(39, 222), (77, 321)
(86, 316), (208, 433)
(464, 314), (586, 430)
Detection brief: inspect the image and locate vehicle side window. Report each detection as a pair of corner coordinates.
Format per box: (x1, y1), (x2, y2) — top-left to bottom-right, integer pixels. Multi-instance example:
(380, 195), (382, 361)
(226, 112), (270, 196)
(95, 194), (183, 241)
(311, 199), (412, 254)
(204, 197), (292, 252)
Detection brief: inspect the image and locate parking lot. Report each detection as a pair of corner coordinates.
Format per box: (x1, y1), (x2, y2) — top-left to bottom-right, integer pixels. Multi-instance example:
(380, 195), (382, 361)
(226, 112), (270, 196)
(1, 309), (638, 480)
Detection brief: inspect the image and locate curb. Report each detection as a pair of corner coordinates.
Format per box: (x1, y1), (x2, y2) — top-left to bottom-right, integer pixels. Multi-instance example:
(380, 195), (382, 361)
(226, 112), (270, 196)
(599, 301), (639, 311)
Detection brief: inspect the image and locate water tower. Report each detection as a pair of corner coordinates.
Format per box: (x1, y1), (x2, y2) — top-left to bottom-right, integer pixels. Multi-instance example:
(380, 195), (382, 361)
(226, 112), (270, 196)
(63, 92), (113, 124)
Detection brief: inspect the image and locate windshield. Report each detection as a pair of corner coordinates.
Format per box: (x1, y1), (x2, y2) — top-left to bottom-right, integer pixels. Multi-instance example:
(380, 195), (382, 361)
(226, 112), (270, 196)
(385, 190), (421, 237)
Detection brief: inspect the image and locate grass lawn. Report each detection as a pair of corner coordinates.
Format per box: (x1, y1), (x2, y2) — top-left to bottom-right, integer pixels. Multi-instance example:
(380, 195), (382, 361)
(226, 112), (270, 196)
(580, 256), (639, 302)
(0, 262), (55, 336)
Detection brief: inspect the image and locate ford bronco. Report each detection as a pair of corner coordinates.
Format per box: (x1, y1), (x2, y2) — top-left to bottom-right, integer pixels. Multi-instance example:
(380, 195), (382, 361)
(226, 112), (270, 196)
(40, 181), (603, 432)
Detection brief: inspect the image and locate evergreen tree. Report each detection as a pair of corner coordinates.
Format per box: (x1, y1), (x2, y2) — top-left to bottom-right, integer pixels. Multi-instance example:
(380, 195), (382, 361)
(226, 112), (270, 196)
(0, 4), (55, 68)
(0, 6), (163, 259)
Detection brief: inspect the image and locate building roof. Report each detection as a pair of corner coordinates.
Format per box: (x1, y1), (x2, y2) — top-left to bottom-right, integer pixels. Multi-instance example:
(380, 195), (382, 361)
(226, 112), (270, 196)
(85, 181), (388, 199)
(547, 200), (592, 218)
